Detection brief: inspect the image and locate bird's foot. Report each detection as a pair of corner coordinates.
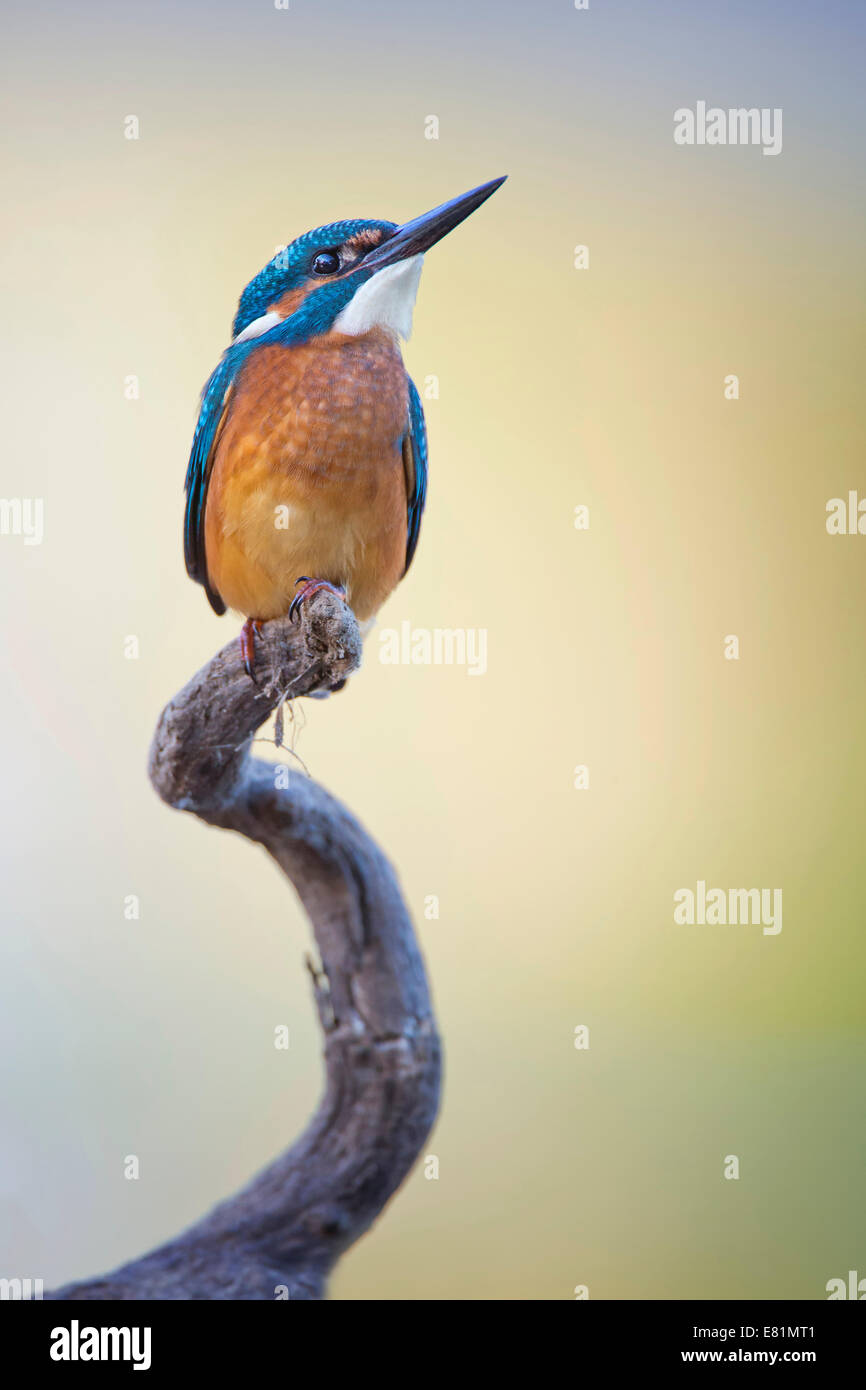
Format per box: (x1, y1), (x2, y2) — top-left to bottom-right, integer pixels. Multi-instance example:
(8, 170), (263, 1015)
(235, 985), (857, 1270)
(239, 618), (264, 682)
(289, 577), (347, 625)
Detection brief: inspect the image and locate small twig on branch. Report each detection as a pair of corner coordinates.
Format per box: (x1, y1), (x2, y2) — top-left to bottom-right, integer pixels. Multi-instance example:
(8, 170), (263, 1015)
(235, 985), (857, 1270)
(48, 590), (441, 1301)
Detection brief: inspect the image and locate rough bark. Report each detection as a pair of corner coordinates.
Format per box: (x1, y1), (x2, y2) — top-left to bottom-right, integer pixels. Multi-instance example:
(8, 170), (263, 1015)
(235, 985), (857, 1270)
(48, 591), (441, 1300)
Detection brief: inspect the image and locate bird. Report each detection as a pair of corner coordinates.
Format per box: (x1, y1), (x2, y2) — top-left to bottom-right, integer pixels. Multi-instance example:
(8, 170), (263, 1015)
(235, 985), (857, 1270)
(183, 175), (507, 680)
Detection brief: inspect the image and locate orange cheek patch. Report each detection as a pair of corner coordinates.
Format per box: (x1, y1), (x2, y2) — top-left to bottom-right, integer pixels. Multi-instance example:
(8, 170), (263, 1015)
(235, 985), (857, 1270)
(268, 287), (308, 317)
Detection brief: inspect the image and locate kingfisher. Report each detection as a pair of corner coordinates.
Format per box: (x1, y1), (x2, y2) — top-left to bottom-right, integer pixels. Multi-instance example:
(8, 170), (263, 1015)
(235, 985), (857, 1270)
(183, 175), (507, 680)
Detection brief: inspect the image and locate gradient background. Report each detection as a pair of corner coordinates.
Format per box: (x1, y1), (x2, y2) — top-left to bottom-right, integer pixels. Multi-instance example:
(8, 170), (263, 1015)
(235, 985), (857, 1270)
(1, 0), (864, 1300)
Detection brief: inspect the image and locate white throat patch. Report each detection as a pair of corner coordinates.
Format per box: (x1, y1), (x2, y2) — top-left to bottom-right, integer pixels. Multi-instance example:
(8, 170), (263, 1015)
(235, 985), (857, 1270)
(333, 254), (424, 339)
(232, 310), (282, 344)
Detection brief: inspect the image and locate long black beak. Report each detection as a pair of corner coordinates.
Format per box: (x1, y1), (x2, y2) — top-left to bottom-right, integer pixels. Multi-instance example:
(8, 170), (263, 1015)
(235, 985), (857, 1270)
(363, 176), (507, 270)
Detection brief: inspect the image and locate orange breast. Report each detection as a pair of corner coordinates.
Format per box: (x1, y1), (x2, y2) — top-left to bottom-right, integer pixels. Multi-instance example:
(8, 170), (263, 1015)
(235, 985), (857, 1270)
(204, 327), (411, 622)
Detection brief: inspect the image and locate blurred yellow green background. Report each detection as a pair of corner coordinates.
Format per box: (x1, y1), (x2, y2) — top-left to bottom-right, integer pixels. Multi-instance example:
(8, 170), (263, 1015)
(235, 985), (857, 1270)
(1, 0), (864, 1299)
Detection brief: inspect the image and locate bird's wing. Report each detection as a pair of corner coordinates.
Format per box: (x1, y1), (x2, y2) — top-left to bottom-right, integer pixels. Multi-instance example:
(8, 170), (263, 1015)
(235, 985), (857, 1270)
(401, 375), (428, 574)
(183, 348), (250, 616)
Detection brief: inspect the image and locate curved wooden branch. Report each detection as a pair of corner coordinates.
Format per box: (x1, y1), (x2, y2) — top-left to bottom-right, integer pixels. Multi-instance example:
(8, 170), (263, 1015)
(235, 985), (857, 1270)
(49, 591), (441, 1300)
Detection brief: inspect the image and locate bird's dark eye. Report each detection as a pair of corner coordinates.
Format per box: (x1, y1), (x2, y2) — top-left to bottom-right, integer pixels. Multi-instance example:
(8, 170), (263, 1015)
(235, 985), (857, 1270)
(311, 250), (340, 276)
